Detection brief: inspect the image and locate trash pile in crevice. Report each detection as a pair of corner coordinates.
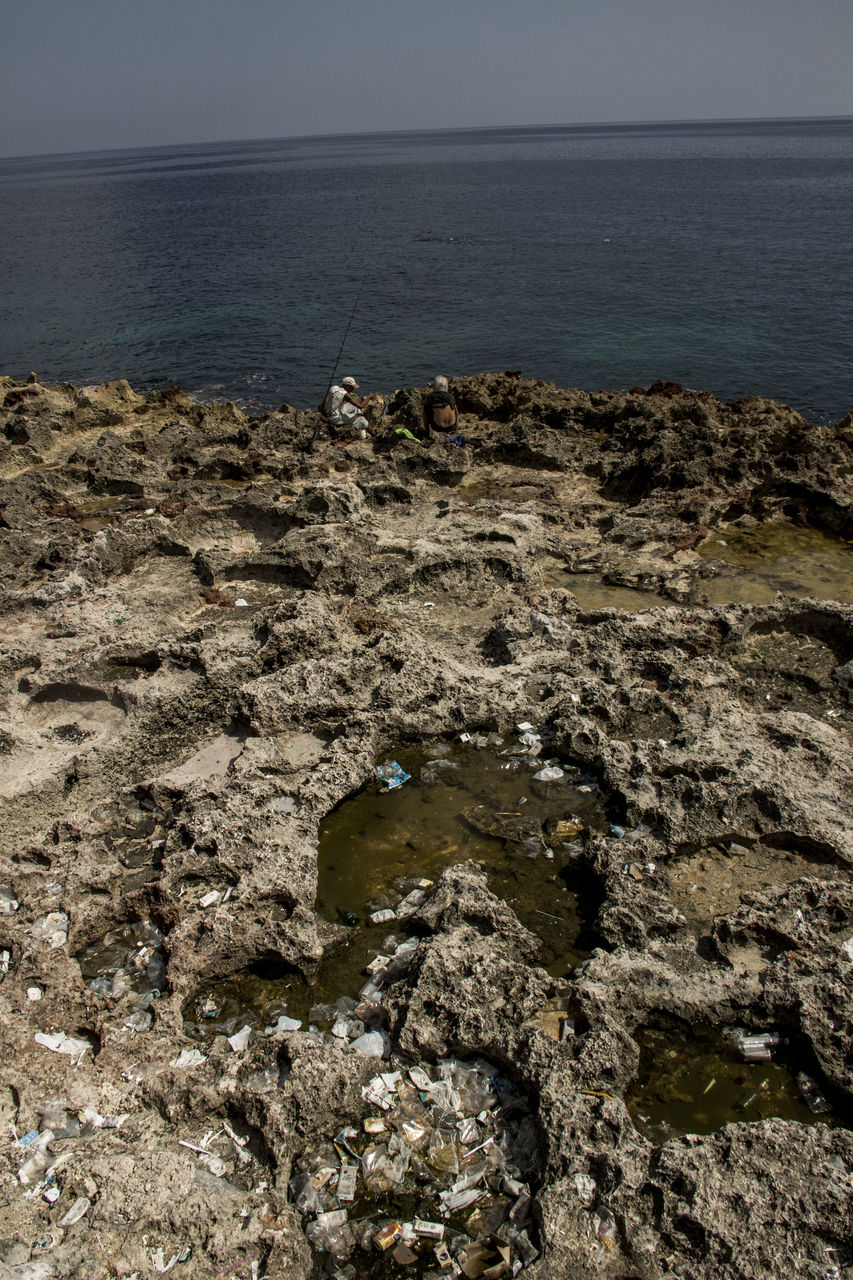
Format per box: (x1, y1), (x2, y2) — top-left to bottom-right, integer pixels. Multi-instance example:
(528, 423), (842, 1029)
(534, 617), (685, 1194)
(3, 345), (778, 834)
(76, 919), (167, 1030)
(290, 1056), (541, 1276)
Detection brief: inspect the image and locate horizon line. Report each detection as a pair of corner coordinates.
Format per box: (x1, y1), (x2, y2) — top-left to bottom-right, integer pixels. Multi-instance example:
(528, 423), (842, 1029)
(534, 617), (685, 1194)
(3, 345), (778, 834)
(2, 112), (851, 165)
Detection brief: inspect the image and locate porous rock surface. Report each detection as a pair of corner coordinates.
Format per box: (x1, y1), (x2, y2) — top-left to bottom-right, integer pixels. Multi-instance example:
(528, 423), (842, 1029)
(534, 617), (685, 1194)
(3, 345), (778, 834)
(0, 371), (851, 1279)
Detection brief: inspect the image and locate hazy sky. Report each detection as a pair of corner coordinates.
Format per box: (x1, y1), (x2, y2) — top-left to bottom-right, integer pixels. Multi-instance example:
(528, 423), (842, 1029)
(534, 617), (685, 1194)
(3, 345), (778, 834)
(2, 0), (851, 158)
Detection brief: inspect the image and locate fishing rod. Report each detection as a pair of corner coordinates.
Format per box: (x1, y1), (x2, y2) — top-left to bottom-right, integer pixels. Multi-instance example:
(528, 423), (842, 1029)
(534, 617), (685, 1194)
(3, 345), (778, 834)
(309, 278), (367, 447)
(326, 278), (366, 393)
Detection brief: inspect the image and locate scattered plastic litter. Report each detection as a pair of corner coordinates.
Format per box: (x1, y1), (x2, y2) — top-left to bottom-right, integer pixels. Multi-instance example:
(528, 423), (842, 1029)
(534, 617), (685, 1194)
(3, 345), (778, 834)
(349, 1030), (389, 1058)
(375, 760), (411, 790)
(726, 1028), (786, 1062)
(0, 885), (19, 914)
(26, 987), (43, 1002)
(235, 598), (249, 608)
(34, 1031), (92, 1061)
(124, 1009), (152, 1032)
(30, 912), (69, 948)
(797, 1072), (831, 1114)
(533, 766), (564, 782)
(77, 919), (167, 1003)
(228, 1025), (252, 1052)
(199, 890), (221, 908)
(592, 1203), (617, 1260)
(265, 1013), (303, 1035)
(59, 1195), (91, 1227)
(574, 1172), (597, 1205)
(170, 1048), (207, 1068)
(13, 1264), (54, 1280)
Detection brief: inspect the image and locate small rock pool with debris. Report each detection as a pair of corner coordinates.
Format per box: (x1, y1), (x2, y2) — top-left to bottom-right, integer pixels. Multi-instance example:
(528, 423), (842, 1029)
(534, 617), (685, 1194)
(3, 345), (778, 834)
(185, 729), (610, 1046)
(627, 1015), (843, 1142)
(78, 727), (846, 1277)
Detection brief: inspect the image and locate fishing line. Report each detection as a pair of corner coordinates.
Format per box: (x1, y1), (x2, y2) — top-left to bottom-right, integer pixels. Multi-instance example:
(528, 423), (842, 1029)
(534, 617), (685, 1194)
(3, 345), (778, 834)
(325, 276), (367, 395)
(309, 275), (369, 448)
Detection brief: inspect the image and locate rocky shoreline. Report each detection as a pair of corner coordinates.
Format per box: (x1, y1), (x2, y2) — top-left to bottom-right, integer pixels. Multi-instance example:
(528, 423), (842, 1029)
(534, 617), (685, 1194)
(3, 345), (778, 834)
(0, 371), (851, 1279)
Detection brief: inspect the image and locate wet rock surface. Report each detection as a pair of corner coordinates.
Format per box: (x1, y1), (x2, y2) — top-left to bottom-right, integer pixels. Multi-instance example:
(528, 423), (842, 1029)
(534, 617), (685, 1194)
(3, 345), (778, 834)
(0, 370), (852, 1278)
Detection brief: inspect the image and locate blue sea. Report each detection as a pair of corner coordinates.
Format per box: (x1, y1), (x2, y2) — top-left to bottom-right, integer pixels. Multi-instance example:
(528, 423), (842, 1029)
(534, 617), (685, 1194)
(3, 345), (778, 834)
(0, 117), (851, 423)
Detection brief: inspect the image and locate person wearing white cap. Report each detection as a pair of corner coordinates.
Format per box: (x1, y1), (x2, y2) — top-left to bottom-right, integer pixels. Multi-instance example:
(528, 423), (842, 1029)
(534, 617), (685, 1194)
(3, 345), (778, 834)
(323, 375), (374, 436)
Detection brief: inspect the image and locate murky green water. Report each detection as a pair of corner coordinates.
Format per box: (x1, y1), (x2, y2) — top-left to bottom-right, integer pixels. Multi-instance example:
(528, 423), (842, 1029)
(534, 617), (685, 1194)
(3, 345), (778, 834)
(315, 741), (607, 973)
(699, 524), (853, 606)
(627, 1016), (840, 1140)
(187, 737), (608, 1036)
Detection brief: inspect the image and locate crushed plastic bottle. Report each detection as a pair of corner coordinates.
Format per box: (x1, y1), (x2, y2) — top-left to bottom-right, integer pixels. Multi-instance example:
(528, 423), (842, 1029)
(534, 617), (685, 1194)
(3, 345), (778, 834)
(726, 1028), (785, 1061)
(375, 760), (411, 790)
(797, 1071), (830, 1114)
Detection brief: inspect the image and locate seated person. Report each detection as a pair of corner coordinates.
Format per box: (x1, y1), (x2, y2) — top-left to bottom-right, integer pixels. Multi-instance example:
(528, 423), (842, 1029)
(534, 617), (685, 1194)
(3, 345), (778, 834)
(324, 375), (374, 434)
(421, 375), (459, 434)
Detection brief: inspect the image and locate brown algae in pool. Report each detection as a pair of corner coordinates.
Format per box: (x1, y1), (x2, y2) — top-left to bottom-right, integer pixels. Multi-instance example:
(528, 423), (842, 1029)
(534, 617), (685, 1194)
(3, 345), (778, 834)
(316, 737), (608, 975)
(698, 524), (853, 606)
(627, 1016), (841, 1141)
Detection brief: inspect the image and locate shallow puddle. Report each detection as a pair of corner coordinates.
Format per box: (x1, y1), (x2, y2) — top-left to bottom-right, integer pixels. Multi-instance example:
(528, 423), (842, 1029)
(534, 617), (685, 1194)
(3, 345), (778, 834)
(667, 836), (852, 932)
(627, 1016), (840, 1140)
(315, 739), (607, 977)
(72, 497), (131, 532)
(187, 734), (608, 1038)
(541, 566), (665, 611)
(698, 524), (853, 606)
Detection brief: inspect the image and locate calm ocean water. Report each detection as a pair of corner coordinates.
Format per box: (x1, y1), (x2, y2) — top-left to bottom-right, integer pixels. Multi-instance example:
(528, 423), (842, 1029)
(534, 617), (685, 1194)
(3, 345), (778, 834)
(0, 118), (851, 422)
